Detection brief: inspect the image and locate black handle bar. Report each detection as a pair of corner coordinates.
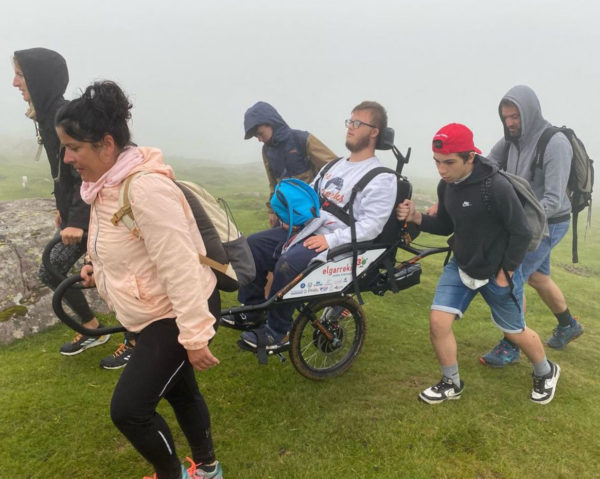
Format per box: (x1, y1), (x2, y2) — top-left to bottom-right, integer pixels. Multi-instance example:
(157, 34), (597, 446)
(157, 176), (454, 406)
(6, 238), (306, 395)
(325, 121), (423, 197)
(52, 274), (126, 336)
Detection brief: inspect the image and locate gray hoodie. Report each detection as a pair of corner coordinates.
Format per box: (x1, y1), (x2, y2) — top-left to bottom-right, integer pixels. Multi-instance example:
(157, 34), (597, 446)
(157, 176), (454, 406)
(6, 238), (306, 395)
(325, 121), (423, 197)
(487, 85), (572, 222)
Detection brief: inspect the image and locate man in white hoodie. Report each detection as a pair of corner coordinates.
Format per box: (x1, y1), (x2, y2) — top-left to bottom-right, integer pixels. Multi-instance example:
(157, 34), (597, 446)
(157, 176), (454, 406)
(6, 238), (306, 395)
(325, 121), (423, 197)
(227, 101), (398, 350)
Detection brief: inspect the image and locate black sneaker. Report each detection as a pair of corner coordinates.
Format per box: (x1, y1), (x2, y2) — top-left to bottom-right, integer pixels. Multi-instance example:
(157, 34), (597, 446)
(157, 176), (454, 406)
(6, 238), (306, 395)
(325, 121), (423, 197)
(99, 341), (135, 370)
(419, 377), (464, 404)
(59, 327), (110, 356)
(531, 360), (560, 405)
(220, 311), (263, 327)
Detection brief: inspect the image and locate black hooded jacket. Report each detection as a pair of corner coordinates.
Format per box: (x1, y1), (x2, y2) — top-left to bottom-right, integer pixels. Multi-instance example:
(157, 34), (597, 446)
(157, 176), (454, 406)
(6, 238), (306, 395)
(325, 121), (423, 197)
(420, 155), (532, 279)
(14, 48), (89, 231)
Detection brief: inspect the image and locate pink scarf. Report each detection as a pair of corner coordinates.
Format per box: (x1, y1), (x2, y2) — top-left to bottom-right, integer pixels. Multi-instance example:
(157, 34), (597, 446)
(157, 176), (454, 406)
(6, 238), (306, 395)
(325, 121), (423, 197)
(80, 147), (144, 204)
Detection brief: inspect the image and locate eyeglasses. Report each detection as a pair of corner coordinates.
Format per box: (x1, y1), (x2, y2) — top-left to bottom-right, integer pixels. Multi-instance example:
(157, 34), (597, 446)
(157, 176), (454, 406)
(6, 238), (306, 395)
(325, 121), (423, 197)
(345, 119), (377, 130)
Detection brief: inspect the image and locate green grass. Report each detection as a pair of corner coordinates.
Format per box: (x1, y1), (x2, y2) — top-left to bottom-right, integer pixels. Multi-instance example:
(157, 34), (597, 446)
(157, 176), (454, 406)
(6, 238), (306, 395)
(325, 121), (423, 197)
(0, 153), (55, 201)
(1, 160), (599, 478)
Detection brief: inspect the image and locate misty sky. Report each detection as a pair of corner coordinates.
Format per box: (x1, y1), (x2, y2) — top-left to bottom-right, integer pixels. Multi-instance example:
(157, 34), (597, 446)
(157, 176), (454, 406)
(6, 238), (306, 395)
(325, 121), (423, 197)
(1, 0), (599, 178)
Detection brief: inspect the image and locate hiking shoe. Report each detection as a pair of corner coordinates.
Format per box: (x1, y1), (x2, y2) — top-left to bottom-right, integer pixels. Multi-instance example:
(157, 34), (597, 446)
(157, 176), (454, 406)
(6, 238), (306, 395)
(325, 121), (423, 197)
(187, 457), (223, 479)
(479, 338), (520, 368)
(99, 341), (135, 369)
(546, 319), (584, 350)
(220, 310), (263, 327)
(531, 360), (560, 404)
(59, 327), (110, 356)
(419, 377), (464, 404)
(240, 324), (289, 350)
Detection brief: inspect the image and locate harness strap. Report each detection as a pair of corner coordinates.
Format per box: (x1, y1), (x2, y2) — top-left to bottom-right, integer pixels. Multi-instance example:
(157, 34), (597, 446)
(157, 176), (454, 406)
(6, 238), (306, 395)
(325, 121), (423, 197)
(321, 200), (351, 224)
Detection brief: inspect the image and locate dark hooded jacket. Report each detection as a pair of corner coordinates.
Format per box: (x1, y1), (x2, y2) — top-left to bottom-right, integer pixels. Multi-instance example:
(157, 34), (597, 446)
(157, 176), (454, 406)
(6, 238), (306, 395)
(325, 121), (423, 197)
(420, 155), (532, 279)
(14, 48), (89, 230)
(487, 85), (572, 223)
(244, 102), (336, 210)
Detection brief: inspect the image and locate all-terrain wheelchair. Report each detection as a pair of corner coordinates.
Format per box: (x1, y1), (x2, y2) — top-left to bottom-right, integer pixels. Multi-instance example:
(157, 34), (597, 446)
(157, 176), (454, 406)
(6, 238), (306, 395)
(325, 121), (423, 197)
(51, 127), (449, 380)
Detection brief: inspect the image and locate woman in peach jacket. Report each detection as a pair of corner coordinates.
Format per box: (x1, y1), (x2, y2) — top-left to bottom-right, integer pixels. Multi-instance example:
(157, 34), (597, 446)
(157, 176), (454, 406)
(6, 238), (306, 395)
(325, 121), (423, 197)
(55, 81), (223, 479)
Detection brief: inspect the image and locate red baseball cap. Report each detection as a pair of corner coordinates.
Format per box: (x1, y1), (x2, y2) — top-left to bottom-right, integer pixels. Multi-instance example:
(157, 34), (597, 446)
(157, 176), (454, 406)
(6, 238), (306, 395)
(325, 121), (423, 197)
(432, 123), (482, 155)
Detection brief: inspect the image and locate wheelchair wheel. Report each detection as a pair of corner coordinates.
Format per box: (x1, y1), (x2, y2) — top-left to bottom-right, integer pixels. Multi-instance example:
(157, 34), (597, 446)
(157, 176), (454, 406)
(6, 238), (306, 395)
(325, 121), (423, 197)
(289, 296), (366, 380)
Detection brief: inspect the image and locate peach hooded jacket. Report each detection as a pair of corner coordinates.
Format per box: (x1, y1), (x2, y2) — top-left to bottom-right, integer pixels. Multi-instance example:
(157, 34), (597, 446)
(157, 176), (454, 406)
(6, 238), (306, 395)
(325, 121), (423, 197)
(87, 147), (217, 350)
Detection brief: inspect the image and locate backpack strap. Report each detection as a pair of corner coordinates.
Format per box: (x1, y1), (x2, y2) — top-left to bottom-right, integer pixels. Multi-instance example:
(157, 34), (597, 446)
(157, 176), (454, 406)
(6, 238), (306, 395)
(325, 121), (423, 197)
(481, 176), (494, 213)
(499, 141), (511, 171)
(532, 126), (562, 177)
(502, 266), (521, 313)
(111, 172), (147, 239)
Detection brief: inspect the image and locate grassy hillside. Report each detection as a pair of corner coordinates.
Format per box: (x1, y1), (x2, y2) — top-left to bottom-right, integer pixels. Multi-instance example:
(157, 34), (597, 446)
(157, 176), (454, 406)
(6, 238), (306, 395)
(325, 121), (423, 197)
(1, 158), (598, 478)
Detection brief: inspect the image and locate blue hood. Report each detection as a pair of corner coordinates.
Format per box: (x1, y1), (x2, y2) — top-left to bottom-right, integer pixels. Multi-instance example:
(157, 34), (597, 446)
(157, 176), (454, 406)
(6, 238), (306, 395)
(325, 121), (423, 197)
(243, 101), (290, 143)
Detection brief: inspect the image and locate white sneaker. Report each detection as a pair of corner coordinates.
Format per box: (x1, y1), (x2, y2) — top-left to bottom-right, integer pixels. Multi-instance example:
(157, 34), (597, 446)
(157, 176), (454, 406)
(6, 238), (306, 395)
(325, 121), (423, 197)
(531, 360), (560, 404)
(419, 377), (464, 404)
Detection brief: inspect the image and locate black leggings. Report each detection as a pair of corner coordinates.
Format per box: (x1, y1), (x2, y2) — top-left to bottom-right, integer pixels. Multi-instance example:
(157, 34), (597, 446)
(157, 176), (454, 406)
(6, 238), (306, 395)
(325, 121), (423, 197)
(39, 234), (95, 323)
(110, 291), (220, 479)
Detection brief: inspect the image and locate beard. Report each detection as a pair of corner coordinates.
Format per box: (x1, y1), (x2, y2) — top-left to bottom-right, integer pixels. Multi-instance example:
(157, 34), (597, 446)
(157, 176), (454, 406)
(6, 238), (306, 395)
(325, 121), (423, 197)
(345, 134), (371, 153)
(507, 126), (521, 139)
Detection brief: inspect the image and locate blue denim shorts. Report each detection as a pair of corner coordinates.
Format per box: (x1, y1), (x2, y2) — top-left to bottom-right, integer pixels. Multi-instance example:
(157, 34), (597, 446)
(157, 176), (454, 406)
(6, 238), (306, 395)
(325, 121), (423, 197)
(521, 220), (569, 280)
(432, 257), (525, 333)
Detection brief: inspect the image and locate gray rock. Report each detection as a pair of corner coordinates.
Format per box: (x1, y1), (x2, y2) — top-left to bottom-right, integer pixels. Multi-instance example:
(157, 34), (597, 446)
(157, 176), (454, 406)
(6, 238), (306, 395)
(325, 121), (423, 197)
(0, 198), (108, 345)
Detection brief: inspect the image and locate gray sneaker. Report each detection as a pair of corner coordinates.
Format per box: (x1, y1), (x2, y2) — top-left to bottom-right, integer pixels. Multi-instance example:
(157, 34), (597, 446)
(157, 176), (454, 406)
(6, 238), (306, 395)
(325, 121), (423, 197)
(59, 327), (110, 356)
(546, 318), (584, 350)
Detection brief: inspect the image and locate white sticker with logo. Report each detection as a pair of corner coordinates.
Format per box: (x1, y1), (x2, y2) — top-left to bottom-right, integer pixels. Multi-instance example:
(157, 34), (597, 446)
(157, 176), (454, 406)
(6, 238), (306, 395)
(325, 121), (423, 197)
(283, 248), (387, 299)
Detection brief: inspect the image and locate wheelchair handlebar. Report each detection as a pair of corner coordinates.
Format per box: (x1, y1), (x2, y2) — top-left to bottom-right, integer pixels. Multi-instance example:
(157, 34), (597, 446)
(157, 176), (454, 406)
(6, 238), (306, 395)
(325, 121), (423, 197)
(52, 274), (126, 336)
(42, 233), (88, 284)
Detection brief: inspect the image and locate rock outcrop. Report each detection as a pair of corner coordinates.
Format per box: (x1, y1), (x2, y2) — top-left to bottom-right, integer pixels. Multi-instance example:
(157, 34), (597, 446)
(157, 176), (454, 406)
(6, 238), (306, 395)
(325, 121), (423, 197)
(0, 198), (108, 344)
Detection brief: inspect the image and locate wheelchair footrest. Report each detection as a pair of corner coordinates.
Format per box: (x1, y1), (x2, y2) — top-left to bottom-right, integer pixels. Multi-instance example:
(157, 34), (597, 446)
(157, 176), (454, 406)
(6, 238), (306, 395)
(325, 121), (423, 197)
(237, 340), (289, 363)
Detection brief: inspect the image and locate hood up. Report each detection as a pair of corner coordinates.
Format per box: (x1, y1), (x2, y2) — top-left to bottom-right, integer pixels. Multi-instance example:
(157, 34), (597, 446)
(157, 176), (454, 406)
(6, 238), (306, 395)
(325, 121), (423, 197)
(498, 85), (550, 145)
(243, 101), (291, 144)
(14, 48), (68, 124)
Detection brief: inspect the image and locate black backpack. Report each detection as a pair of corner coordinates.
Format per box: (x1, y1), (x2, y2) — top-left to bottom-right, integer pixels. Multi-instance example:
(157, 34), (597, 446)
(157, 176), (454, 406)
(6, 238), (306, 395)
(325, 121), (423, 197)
(502, 126), (594, 262)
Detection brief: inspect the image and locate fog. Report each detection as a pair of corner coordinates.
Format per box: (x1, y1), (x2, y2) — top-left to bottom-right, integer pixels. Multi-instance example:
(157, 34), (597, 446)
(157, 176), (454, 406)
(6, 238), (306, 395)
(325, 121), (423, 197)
(1, 0), (599, 177)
